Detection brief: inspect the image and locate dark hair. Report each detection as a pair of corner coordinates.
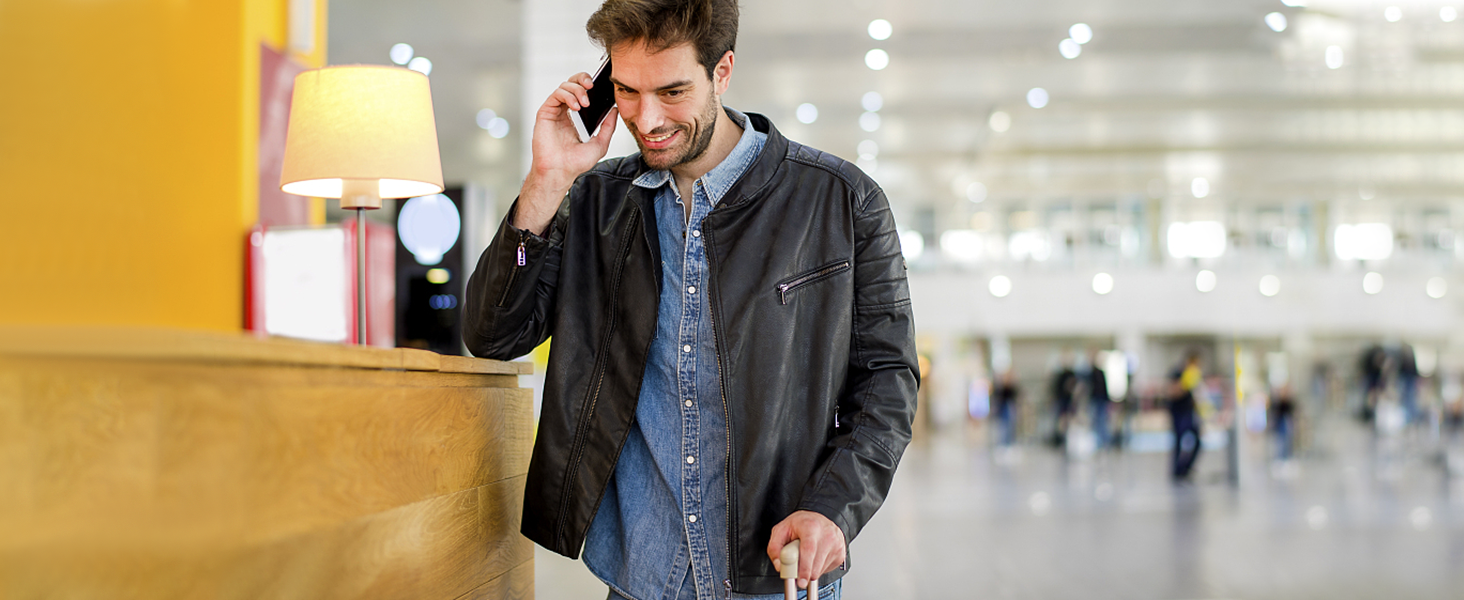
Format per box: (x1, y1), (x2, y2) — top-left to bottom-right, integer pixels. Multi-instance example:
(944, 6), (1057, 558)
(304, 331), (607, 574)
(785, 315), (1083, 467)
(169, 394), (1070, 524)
(586, 0), (739, 79)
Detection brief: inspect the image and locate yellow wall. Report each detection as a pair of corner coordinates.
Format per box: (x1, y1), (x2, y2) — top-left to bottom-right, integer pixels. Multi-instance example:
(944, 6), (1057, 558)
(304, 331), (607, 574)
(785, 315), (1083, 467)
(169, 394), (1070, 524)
(0, 0), (325, 331)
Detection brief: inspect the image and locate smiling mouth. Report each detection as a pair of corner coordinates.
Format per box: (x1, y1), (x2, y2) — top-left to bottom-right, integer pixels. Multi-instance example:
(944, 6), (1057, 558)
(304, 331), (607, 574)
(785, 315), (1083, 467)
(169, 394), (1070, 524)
(643, 130), (677, 144)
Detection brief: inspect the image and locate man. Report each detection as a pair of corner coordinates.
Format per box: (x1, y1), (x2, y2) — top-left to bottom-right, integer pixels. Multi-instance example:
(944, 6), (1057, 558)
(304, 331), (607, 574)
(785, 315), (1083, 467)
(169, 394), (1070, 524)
(1168, 351), (1203, 481)
(462, 1), (919, 598)
(1051, 352), (1078, 448)
(1085, 349), (1110, 451)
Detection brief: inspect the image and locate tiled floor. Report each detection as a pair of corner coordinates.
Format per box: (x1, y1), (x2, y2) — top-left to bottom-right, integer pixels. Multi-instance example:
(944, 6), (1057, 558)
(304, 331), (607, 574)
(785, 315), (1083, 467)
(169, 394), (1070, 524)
(535, 416), (1464, 600)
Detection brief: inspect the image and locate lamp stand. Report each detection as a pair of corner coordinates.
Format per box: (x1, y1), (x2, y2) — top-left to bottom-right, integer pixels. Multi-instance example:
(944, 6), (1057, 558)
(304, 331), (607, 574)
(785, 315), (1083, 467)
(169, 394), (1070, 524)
(341, 179), (383, 347)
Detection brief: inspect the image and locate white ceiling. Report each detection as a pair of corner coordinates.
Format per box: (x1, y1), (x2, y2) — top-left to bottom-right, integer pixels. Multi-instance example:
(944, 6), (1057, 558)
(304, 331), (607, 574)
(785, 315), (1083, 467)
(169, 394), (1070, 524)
(330, 0), (1464, 230)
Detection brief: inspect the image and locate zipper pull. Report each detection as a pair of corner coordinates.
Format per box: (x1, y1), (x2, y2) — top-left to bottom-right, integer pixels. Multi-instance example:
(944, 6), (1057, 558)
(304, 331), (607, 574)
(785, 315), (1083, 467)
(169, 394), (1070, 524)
(516, 241), (526, 267)
(723, 579), (732, 596)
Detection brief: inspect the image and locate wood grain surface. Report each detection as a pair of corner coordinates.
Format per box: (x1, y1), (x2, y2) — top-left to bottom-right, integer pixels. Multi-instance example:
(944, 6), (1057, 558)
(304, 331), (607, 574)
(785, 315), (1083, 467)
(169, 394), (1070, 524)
(0, 328), (535, 600)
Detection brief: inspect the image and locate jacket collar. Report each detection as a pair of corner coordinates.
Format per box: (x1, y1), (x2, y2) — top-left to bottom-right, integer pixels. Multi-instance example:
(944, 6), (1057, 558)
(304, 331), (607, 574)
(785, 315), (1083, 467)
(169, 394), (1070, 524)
(629, 109), (788, 211)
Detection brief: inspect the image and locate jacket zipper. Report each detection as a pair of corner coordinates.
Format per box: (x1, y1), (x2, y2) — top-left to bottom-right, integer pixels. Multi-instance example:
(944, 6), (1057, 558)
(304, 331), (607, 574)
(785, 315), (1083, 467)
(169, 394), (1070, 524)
(495, 230), (527, 307)
(777, 261), (851, 305)
(554, 211), (640, 545)
(701, 227), (737, 595)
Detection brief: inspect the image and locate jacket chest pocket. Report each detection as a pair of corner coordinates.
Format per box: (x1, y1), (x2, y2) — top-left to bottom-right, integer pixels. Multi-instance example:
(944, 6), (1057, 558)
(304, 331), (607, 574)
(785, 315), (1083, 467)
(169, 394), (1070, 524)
(775, 260), (851, 305)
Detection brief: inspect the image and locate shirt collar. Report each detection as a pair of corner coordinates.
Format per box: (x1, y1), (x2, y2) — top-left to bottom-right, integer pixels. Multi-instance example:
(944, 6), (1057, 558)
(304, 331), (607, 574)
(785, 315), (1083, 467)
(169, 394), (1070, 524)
(631, 107), (766, 206)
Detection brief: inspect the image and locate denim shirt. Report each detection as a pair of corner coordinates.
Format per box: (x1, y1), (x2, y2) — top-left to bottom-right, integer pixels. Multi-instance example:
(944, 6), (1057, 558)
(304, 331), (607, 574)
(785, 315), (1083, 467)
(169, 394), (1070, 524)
(582, 108), (775, 600)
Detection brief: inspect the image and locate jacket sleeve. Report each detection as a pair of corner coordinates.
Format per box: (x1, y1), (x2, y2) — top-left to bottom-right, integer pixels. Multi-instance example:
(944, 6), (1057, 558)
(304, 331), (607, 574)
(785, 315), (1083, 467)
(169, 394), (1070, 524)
(795, 185), (920, 545)
(462, 197), (570, 361)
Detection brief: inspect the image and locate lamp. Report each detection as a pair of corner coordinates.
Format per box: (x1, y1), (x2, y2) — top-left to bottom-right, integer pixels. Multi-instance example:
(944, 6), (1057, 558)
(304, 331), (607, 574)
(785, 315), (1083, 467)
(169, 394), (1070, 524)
(280, 65), (443, 345)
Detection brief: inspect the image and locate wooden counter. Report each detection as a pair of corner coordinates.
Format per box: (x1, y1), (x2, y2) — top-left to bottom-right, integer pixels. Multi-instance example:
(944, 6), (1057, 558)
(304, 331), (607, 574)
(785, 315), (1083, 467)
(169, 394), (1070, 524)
(0, 327), (535, 600)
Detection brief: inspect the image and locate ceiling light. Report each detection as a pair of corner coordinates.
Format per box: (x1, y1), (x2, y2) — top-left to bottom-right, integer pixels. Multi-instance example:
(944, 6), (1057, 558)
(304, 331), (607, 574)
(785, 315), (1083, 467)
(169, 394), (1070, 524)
(989, 110), (1011, 132)
(407, 56), (432, 76)
(966, 182), (988, 203)
(475, 108), (498, 130)
(859, 111), (881, 132)
(1326, 45), (1344, 69)
(989, 275), (1013, 298)
(1059, 39), (1081, 59)
(487, 117), (510, 139)
(898, 230), (924, 261)
(1092, 272), (1114, 295)
(1444, 7), (1458, 22)
(1385, 6), (1402, 22)
(857, 139), (879, 159)
(1009, 231), (1052, 262)
(1027, 87), (1049, 109)
(940, 230), (984, 263)
(1069, 23), (1093, 44)
(1265, 12), (1288, 32)
(1168, 221), (1227, 259)
(1196, 270), (1217, 292)
(796, 103), (818, 124)
(865, 49), (889, 70)
(389, 43), (414, 65)
(1363, 272), (1384, 294)
(868, 19), (893, 41)
(1191, 177), (1209, 198)
(862, 91), (884, 112)
(1259, 275), (1281, 297)
(1334, 223), (1393, 261)
(1427, 277), (1447, 298)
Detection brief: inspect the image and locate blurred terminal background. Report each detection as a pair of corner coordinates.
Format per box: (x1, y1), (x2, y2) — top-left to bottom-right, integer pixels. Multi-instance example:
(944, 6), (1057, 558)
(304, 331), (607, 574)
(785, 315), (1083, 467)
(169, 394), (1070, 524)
(5, 0), (1464, 598)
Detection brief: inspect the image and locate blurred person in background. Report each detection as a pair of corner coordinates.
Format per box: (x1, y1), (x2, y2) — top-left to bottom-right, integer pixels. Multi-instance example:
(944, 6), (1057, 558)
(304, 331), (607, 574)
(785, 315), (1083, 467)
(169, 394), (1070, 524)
(1051, 353), (1079, 449)
(1086, 348), (1111, 451)
(1269, 383), (1297, 464)
(462, 0), (919, 597)
(1397, 344), (1419, 426)
(1360, 344), (1388, 422)
(992, 369), (1021, 452)
(1168, 351), (1204, 482)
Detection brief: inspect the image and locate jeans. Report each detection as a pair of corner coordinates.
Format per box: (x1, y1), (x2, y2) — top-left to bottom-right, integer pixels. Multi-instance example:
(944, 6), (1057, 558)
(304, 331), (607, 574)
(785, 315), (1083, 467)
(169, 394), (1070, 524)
(1090, 399), (1110, 450)
(1401, 377), (1419, 425)
(1171, 406), (1201, 479)
(996, 402), (1016, 446)
(1274, 414), (1294, 460)
(607, 576), (842, 600)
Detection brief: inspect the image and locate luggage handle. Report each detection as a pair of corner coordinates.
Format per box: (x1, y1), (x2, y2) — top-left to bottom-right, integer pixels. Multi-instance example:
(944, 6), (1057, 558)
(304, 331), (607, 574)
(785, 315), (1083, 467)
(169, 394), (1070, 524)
(780, 539), (800, 600)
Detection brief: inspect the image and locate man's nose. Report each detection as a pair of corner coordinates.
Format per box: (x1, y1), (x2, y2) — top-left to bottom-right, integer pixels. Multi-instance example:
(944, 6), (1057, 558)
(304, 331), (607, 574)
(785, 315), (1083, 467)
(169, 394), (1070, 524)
(634, 99), (666, 134)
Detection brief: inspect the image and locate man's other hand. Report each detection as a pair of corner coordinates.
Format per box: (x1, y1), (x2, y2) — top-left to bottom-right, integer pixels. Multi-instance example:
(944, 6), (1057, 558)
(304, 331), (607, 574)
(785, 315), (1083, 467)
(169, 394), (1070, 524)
(766, 510), (845, 589)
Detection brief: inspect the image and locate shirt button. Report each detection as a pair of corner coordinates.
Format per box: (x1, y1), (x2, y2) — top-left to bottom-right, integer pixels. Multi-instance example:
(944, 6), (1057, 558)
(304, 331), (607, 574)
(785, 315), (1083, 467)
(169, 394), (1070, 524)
(692, 230), (701, 237)
(688, 515), (697, 523)
(687, 286), (696, 294)
(686, 456), (695, 464)
(682, 344), (692, 353)
(685, 399), (694, 407)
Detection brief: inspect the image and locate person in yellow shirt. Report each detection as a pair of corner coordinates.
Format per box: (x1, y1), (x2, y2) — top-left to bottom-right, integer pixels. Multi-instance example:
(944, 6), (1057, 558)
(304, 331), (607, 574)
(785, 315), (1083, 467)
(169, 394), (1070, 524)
(1168, 351), (1204, 481)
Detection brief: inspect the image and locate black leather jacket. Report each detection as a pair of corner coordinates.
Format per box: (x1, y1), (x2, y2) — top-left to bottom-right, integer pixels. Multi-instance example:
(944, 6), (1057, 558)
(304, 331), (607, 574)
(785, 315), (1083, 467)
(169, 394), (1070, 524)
(463, 112), (918, 594)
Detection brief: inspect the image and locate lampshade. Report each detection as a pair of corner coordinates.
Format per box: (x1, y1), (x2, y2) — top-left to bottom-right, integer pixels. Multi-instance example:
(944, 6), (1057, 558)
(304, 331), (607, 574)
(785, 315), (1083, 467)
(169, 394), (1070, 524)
(280, 65), (444, 200)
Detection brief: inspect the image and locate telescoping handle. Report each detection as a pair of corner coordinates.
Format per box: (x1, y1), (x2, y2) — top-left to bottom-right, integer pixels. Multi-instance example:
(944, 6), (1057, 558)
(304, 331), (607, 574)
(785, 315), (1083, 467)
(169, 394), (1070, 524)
(779, 539), (801, 600)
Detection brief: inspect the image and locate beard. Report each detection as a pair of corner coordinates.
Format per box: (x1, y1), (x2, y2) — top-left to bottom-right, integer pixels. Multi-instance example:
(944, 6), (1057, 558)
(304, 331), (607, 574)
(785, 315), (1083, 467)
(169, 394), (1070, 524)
(633, 94), (719, 171)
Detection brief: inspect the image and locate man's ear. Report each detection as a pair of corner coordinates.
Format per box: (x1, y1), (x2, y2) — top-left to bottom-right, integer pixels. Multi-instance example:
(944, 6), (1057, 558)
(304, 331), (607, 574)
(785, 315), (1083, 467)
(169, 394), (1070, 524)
(713, 50), (734, 96)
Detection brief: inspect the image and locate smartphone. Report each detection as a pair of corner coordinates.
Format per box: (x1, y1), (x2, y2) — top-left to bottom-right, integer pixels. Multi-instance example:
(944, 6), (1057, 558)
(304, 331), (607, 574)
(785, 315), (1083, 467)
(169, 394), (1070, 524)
(572, 58), (616, 142)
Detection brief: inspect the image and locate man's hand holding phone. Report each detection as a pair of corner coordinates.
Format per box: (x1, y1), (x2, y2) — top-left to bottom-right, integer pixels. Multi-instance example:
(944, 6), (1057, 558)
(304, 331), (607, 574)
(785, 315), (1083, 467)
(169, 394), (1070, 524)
(515, 66), (618, 236)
